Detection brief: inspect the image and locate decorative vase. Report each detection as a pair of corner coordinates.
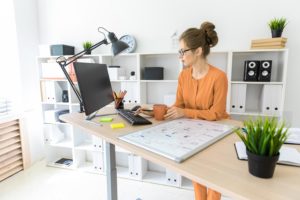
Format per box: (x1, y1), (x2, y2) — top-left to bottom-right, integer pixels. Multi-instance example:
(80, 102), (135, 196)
(271, 29), (283, 38)
(246, 150), (279, 178)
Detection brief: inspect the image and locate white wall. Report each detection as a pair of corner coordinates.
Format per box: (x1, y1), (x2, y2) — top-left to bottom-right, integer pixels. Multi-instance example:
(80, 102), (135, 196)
(13, 0), (44, 164)
(37, 0), (300, 125)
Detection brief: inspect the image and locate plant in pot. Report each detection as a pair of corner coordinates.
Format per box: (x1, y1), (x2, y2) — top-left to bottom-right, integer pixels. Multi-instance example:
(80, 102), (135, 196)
(235, 117), (288, 178)
(268, 17), (287, 38)
(82, 41), (93, 54)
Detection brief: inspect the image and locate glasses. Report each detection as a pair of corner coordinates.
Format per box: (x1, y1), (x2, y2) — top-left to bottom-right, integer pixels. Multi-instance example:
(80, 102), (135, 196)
(178, 48), (195, 56)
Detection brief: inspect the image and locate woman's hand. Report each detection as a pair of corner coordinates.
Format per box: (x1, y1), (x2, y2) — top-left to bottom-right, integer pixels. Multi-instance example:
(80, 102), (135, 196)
(164, 106), (184, 119)
(134, 107), (154, 117)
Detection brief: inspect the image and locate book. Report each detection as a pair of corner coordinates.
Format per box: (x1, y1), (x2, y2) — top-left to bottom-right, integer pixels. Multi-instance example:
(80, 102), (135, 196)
(234, 141), (300, 167)
(285, 128), (300, 144)
(251, 37), (287, 44)
(251, 45), (285, 50)
(119, 118), (237, 163)
(55, 158), (73, 166)
(251, 42), (285, 47)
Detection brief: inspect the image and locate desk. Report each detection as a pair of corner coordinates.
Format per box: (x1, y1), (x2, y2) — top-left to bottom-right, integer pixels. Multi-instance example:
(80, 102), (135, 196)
(61, 109), (300, 200)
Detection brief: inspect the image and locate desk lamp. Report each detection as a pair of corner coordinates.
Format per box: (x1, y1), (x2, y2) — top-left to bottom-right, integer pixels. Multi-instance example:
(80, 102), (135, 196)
(56, 27), (129, 113)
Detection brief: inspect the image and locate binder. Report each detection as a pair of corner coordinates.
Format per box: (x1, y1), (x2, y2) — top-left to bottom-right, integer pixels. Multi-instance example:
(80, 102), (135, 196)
(230, 84), (246, 113)
(92, 136), (103, 151)
(121, 82), (139, 104)
(93, 152), (104, 172)
(166, 169), (182, 187)
(128, 154), (147, 180)
(261, 85), (282, 115)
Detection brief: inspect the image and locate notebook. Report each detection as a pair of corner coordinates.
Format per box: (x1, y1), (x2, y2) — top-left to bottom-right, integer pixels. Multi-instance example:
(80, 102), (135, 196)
(285, 128), (300, 144)
(234, 141), (300, 167)
(119, 118), (237, 163)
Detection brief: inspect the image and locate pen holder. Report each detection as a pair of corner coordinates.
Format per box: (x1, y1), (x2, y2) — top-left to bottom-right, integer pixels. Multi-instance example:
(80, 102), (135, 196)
(114, 98), (124, 109)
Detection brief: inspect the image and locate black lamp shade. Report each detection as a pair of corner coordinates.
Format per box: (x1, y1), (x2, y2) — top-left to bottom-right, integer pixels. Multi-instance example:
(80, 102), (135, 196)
(108, 32), (129, 56)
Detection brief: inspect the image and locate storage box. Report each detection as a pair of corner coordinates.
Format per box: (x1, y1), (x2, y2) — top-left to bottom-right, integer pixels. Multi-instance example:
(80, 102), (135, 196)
(107, 66), (125, 80)
(50, 44), (74, 56)
(144, 67), (164, 80)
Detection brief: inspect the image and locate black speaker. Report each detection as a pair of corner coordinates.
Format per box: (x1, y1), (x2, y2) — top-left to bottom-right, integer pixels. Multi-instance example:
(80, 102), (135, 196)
(62, 90), (69, 102)
(243, 60), (259, 81)
(258, 60), (272, 81)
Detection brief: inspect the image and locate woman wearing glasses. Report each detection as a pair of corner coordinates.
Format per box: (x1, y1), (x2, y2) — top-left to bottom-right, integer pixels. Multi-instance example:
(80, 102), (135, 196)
(165, 22), (229, 200)
(137, 21), (228, 200)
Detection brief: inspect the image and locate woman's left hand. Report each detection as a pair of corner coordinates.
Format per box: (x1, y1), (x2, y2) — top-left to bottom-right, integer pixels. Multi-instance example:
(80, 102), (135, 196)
(164, 106), (185, 119)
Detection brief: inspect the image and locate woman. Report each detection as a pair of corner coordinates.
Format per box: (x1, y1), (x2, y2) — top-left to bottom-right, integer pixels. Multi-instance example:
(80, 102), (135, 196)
(165, 21), (229, 200)
(139, 21), (228, 200)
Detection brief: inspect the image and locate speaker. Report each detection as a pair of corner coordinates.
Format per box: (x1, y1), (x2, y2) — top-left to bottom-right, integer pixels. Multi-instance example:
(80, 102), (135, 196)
(243, 60), (259, 81)
(62, 90), (69, 102)
(258, 60), (272, 81)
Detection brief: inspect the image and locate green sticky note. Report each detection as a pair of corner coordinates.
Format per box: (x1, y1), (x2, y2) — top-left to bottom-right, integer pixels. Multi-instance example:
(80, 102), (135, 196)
(99, 117), (113, 122)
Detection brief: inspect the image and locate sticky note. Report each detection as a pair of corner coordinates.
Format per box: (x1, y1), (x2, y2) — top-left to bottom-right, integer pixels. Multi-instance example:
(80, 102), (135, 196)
(99, 117), (113, 122)
(110, 123), (125, 129)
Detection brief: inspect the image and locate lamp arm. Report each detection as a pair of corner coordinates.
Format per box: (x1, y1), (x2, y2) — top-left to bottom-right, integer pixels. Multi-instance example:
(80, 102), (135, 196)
(56, 38), (109, 113)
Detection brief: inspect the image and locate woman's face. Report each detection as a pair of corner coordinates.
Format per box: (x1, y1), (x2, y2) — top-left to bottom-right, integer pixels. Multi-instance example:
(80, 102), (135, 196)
(179, 40), (199, 68)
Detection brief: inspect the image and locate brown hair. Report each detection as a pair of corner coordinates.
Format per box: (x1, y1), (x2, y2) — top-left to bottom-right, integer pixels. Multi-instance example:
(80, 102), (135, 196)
(179, 21), (218, 58)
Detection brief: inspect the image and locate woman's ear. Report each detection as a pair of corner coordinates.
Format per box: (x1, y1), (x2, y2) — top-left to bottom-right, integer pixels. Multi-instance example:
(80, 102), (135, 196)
(195, 47), (203, 57)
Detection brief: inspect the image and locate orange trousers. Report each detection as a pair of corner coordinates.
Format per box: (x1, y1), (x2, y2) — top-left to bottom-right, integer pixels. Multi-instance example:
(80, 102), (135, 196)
(193, 182), (221, 200)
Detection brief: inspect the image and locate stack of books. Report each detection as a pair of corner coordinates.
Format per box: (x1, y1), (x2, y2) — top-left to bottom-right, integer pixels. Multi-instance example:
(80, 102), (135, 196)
(251, 37), (287, 49)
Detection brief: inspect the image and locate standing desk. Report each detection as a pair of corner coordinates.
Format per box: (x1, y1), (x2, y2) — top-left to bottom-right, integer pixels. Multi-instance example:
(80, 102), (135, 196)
(61, 110), (300, 200)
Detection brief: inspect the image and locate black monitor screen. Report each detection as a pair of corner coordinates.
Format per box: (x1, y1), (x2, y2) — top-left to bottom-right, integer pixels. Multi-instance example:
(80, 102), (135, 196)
(73, 62), (114, 116)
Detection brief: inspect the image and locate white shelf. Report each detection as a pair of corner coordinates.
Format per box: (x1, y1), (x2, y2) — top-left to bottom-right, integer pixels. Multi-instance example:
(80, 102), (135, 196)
(77, 162), (102, 174)
(140, 80), (178, 83)
(115, 146), (130, 153)
(116, 166), (130, 178)
(231, 81), (283, 85)
(74, 141), (94, 151)
(230, 111), (280, 117)
(143, 171), (166, 185)
(181, 177), (193, 190)
(111, 80), (138, 83)
(46, 140), (73, 148)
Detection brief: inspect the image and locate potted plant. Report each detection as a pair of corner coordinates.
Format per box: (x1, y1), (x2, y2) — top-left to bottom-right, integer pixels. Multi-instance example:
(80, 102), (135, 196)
(268, 17), (287, 38)
(235, 117), (289, 178)
(82, 41), (93, 54)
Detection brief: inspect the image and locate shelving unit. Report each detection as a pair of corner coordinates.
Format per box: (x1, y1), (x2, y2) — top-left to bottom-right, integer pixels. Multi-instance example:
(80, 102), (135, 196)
(0, 116), (30, 181)
(37, 49), (288, 190)
(228, 49), (288, 120)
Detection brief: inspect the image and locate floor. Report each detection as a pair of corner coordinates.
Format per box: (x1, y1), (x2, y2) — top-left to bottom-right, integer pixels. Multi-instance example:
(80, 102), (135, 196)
(0, 160), (194, 200)
(0, 160), (231, 200)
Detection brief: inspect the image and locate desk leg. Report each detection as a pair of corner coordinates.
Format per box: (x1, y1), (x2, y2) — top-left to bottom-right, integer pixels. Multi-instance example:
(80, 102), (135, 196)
(105, 141), (118, 200)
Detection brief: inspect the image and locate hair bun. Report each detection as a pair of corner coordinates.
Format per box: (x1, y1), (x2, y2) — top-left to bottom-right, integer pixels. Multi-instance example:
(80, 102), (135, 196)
(200, 21), (218, 47)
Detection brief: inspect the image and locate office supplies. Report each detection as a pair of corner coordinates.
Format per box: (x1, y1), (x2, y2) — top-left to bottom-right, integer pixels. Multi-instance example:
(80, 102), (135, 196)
(119, 118), (236, 162)
(111, 123), (125, 129)
(117, 109), (152, 125)
(55, 158), (73, 166)
(234, 141), (300, 167)
(100, 117), (113, 122)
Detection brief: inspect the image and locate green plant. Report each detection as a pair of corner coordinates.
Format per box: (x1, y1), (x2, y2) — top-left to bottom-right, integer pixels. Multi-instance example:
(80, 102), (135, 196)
(83, 41), (92, 49)
(268, 18), (287, 30)
(235, 117), (289, 156)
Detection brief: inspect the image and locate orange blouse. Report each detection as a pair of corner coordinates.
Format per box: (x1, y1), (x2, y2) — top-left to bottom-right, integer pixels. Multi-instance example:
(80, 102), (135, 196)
(174, 65), (229, 121)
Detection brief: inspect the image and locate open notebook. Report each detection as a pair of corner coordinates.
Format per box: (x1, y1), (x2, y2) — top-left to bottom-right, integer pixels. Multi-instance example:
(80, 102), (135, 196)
(285, 128), (300, 144)
(234, 141), (300, 167)
(119, 118), (236, 163)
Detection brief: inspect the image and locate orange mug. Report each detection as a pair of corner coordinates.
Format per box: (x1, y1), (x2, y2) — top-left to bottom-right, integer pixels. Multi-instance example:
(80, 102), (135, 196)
(153, 104), (167, 121)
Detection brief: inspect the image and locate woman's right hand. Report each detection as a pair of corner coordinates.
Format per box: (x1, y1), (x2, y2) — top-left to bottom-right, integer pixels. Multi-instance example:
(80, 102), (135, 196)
(134, 107), (154, 117)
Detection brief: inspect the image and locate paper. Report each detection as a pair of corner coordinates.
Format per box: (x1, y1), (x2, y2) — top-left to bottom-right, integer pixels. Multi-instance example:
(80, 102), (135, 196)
(119, 118), (236, 163)
(285, 128), (300, 144)
(234, 141), (300, 167)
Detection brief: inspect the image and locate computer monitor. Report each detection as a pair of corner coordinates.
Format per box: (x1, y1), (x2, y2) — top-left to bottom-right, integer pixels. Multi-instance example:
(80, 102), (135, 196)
(73, 62), (114, 120)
